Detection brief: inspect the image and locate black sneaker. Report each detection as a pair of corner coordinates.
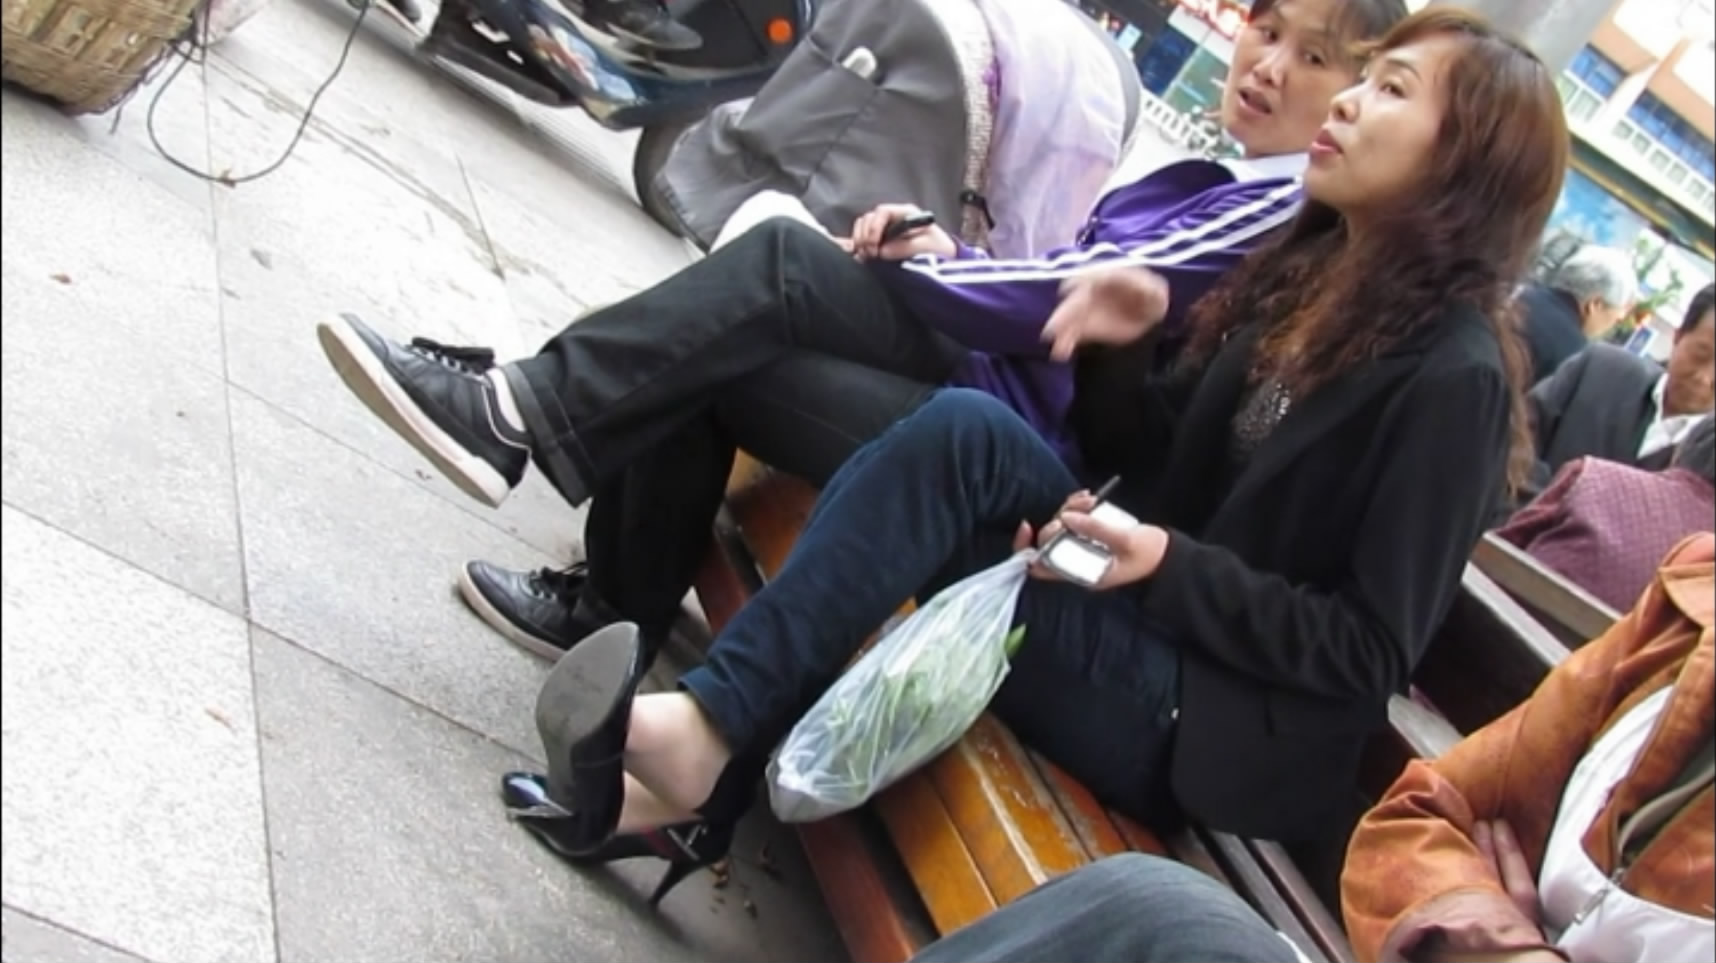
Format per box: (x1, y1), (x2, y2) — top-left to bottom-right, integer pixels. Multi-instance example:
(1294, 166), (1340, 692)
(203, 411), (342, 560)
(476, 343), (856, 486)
(594, 0), (703, 52)
(457, 560), (602, 660)
(317, 314), (529, 508)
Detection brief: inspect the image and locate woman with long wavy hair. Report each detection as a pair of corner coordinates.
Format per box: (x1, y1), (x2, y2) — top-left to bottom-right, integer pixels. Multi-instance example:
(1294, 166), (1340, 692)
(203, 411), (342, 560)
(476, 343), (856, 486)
(495, 6), (1570, 906)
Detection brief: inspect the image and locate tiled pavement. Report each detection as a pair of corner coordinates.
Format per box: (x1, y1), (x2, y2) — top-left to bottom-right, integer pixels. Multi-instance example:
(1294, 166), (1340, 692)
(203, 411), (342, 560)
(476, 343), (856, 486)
(0, 3), (849, 960)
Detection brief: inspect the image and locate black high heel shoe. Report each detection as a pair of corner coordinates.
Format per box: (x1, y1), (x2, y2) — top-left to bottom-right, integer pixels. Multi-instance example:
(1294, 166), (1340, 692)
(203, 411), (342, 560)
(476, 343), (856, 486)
(525, 622), (643, 854)
(501, 751), (761, 906)
(502, 771), (736, 905)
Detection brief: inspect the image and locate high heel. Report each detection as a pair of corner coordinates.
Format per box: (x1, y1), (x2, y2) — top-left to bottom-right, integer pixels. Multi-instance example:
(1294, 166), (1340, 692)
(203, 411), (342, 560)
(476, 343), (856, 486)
(502, 770), (736, 906)
(529, 622), (643, 853)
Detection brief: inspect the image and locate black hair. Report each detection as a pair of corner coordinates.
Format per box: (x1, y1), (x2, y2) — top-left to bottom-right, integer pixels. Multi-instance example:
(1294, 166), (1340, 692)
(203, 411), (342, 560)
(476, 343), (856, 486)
(1250, 0), (1412, 61)
(1681, 282), (1715, 336)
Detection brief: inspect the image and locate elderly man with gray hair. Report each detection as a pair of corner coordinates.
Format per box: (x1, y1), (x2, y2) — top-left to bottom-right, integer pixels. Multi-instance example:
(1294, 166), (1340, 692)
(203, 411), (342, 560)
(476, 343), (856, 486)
(1517, 244), (1639, 383)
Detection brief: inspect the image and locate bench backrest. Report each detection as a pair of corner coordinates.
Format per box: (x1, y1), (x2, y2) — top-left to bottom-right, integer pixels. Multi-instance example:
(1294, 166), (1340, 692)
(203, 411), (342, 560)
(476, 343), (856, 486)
(1411, 564), (1572, 735)
(1470, 532), (1621, 649)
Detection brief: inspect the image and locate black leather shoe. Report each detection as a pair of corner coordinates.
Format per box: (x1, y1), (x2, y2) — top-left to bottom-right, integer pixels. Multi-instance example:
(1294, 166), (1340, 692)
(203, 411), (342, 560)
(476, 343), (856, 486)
(457, 559), (676, 665)
(317, 314), (529, 508)
(593, 0), (702, 51)
(502, 769), (736, 906)
(530, 622), (644, 853)
(458, 561), (599, 660)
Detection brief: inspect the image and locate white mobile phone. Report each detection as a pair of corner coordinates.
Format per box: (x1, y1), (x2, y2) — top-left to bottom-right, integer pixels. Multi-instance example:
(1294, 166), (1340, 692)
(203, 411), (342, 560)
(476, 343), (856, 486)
(1037, 500), (1138, 586)
(1088, 502), (1138, 529)
(1039, 531), (1115, 587)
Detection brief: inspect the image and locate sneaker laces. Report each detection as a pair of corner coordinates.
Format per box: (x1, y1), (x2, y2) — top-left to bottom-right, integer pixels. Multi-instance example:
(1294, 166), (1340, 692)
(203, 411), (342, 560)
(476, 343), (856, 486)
(526, 561), (588, 601)
(407, 337), (497, 375)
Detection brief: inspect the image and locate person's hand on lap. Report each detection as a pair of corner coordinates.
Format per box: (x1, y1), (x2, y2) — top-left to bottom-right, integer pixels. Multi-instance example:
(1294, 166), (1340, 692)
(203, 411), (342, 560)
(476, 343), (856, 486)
(849, 203), (958, 262)
(1012, 490), (1170, 589)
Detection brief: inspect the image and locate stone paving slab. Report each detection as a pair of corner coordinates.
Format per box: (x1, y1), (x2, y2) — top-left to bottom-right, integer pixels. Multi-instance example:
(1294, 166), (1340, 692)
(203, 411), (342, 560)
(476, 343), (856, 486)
(1, 2), (844, 959)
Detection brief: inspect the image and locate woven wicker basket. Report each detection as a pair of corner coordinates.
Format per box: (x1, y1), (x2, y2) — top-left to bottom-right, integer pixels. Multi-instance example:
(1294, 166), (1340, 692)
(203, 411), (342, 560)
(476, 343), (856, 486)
(2, 0), (201, 114)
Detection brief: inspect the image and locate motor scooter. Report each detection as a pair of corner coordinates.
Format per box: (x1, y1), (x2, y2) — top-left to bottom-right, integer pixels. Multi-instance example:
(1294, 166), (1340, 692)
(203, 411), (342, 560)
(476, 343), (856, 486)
(364, 0), (814, 223)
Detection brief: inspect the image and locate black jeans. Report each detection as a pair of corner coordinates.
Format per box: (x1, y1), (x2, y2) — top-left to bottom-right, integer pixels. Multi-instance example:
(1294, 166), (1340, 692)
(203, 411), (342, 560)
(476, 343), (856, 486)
(579, 355), (938, 640)
(503, 218), (963, 509)
(910, 854), (1298, 963)
(681, 390), (1183, 823)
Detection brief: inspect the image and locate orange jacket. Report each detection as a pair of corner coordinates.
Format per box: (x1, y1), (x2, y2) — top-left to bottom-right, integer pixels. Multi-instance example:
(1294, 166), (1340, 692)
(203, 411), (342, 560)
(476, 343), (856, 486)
(1341, 534), (1714, 961)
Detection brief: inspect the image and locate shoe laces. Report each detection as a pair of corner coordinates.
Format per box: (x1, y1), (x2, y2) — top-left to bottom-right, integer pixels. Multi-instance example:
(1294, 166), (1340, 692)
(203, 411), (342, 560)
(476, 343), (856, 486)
(526, 561), (587, 601)
(407, 337), (497, 375)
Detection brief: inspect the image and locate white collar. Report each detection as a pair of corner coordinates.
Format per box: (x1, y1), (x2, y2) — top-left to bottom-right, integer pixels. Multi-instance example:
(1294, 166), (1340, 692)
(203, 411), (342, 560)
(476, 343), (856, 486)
(1647, 374), (1703, 429)
(1219, 152), (1309, 182)
(1639, 372), (1707, 460)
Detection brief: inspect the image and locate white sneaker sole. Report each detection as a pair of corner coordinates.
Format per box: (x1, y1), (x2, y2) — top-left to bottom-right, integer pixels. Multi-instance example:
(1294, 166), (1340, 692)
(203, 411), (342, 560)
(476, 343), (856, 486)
(455, 565), (570, 662)
(317, 316), (513, 508)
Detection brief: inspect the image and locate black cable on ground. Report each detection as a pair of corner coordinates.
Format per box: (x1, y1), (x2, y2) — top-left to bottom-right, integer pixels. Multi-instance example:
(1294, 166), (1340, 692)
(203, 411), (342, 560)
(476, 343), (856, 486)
(143, 1), (373, 186)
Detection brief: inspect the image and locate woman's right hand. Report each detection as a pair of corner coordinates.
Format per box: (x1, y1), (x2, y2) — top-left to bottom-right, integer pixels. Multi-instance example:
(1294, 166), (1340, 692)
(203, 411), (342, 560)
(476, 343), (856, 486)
(850, 204), (958, 262)
(1012, 491), (1170, 589)
(1041, 266), (1171, 361)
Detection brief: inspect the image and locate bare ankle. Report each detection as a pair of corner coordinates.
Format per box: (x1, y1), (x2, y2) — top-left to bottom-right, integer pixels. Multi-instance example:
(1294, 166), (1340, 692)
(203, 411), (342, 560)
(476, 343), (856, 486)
(625, 694), (734, 812)
(615, 773), (698, 833)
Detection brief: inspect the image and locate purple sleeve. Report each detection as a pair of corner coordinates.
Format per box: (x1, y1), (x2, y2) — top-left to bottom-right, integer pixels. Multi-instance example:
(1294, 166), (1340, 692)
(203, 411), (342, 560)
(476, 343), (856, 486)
(881, 181), (1302, 357)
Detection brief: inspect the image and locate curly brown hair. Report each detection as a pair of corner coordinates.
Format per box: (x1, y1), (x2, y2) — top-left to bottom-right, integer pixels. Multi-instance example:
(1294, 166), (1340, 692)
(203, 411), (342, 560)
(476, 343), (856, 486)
(1185, 7), (1569, 492)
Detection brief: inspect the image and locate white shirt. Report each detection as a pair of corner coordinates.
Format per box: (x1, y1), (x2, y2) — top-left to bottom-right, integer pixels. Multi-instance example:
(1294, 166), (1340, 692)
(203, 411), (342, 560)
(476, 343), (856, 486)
(1638, 374), (1703, 460)
(1219, 152), (1310, 183)
(1538, 687), (1714, 963)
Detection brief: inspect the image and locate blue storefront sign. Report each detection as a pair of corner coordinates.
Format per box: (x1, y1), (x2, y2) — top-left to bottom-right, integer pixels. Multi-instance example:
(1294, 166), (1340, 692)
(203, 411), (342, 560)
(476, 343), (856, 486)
(1548, 168), (1652, 249)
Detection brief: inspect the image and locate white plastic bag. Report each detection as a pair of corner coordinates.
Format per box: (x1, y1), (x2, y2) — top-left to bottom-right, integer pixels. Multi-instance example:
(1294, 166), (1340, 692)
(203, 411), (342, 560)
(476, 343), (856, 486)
(768, 552), (1031, 823)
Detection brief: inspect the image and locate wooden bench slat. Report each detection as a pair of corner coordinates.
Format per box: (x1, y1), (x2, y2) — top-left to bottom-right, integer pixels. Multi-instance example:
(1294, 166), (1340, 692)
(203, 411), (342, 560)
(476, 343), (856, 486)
(1471, 533), (1620, 647)
(1202, 828), (1334, 963)
(726, 471), (817, 577)
(693, 529), (753, 623)
(926, 717), (1093, 910)
(1161, 824), (1235, 887)
(873, 775), (1000, 934)
(1413, 567), (1569, 734)
(1246, 837), (1357, 963)
(1029, 752), (1146, 859)
(1355, 695), (1456, 801)
(1389, 693), (1462, 759)
(700, 496), (931, 963)
(797, 815), (928, 963)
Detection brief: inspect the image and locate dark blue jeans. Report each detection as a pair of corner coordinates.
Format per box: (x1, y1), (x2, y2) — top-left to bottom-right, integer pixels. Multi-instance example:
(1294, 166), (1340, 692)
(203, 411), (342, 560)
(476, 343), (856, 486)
(680, 389), (1183, 822)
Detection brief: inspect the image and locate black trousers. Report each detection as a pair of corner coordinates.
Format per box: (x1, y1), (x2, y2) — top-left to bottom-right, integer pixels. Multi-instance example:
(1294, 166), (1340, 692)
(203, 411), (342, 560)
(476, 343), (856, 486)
(502, 218), (963, 637)
(579, 356), (940, 639)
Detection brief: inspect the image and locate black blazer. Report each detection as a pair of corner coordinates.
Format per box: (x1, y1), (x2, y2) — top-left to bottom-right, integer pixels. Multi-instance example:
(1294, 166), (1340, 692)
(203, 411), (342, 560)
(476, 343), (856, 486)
(1527, 344), (1666, 498)
(1516, 282), (1589, 385)
(1073, 306), (1511, 841)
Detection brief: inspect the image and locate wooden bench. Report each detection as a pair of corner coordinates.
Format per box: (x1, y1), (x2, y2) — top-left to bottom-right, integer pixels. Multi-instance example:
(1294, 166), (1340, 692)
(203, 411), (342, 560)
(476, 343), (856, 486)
(1470, 532), (1621, 650)
(692, 459), (1566, 963)
(1412, 559), (1574, 734)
